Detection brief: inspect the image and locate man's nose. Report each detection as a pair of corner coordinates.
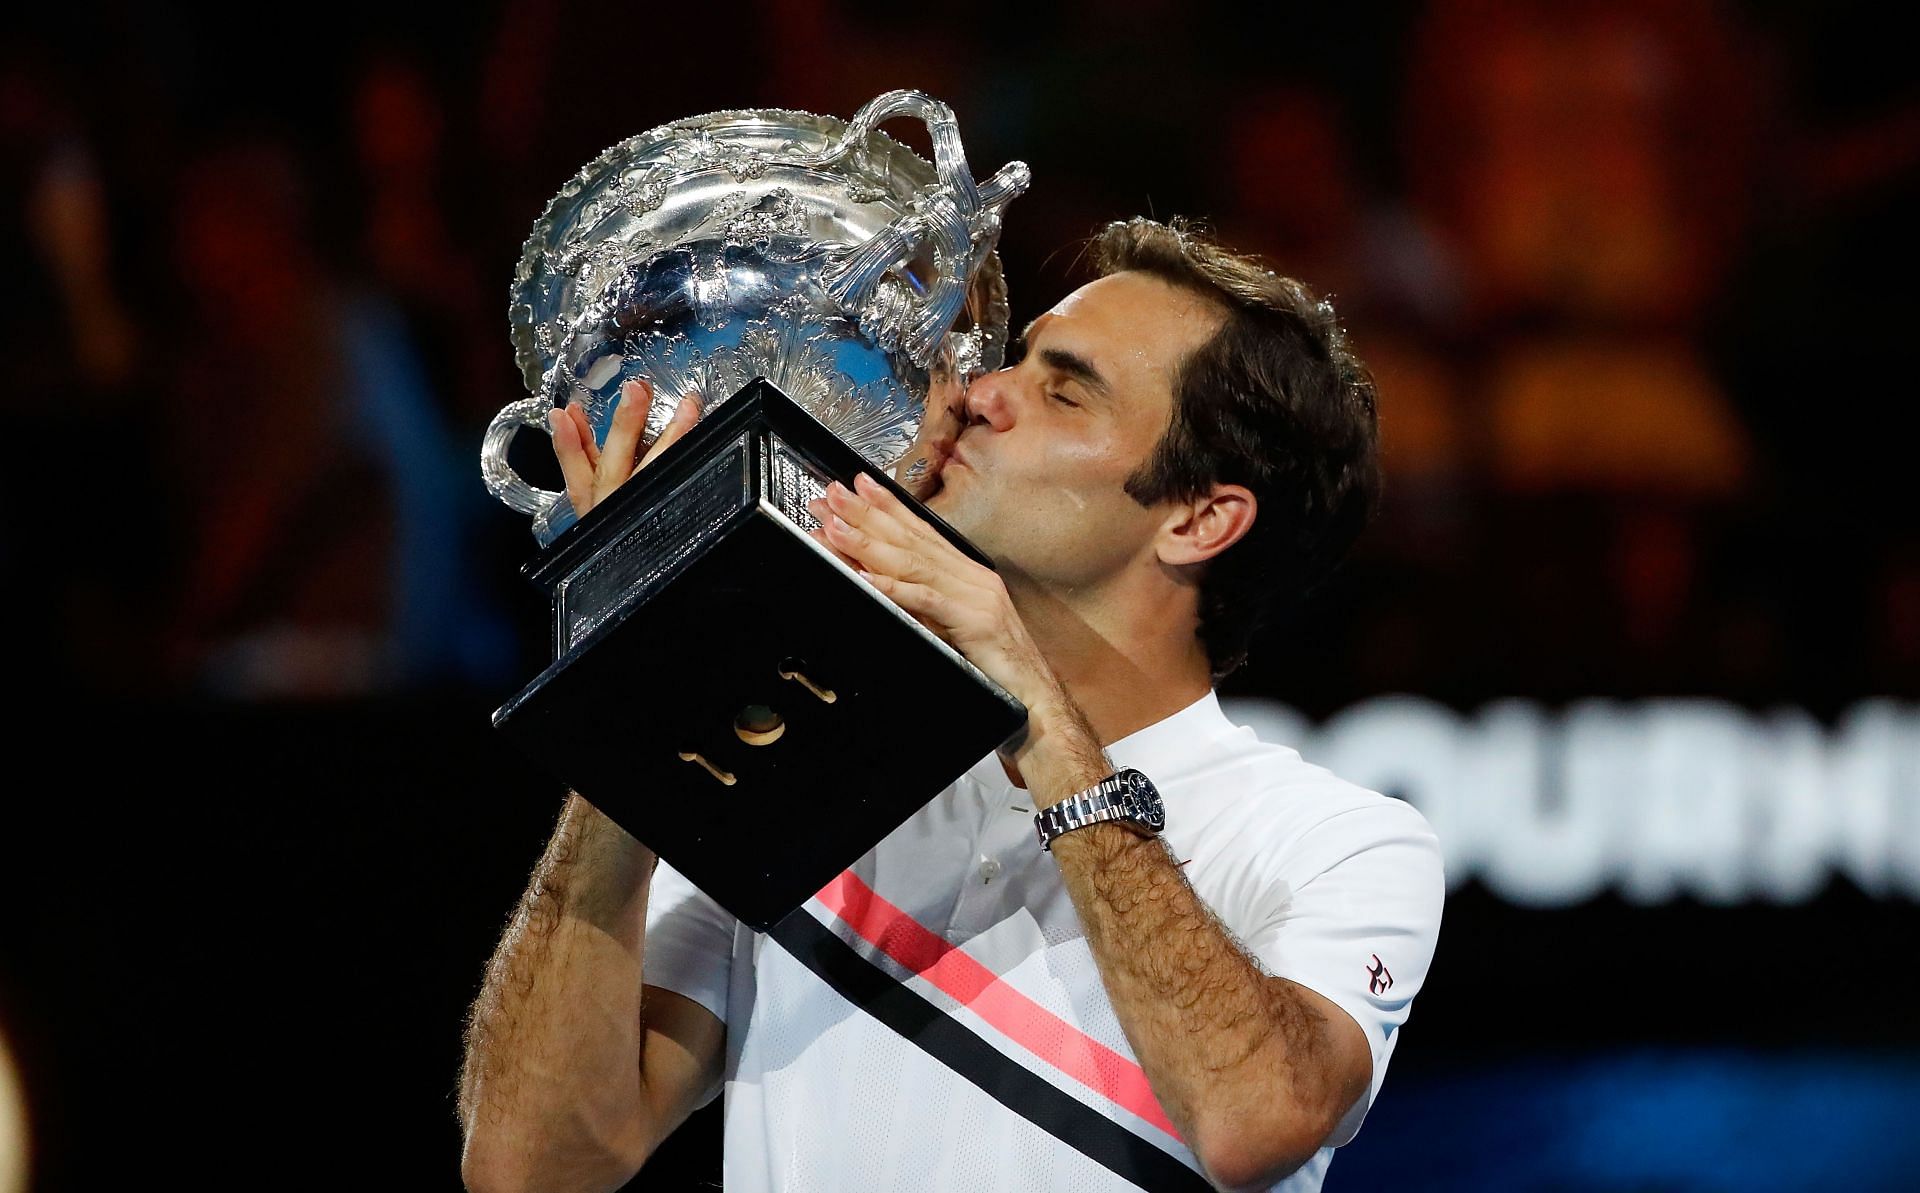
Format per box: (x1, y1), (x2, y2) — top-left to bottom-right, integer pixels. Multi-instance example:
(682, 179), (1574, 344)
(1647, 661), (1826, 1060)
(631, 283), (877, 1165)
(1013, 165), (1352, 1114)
(963, 369), (1018, 432)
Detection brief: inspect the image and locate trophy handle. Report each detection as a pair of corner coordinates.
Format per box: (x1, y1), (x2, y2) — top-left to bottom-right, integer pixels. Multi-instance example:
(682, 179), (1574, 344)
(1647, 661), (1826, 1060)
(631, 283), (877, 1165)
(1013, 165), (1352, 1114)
(482, 395), (579, 542)
(812, 91), (1030, 371)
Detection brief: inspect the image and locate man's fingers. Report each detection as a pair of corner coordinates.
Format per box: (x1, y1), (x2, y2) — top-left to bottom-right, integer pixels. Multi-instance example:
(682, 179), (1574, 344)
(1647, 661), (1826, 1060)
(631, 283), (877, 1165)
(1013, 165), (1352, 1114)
(549, 408), (598, 518)
(549, 382), (698, 519)
(599, 378), (650, 483)
(855, 572), (955, 642)
(822, 510), (928, 582)
(636, 393), (704, 472)
(826, 475), (1003, 602)
(837, 473), (941, 551)
(805, 499), (864, 569)
(806, 523), (863, 570)
(564, 401), (600, 469)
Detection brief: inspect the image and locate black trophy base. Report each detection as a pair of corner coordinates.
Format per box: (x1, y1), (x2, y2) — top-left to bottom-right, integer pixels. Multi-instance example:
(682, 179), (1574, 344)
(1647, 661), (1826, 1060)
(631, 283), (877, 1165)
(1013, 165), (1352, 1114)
(492, 378), (1027, 930)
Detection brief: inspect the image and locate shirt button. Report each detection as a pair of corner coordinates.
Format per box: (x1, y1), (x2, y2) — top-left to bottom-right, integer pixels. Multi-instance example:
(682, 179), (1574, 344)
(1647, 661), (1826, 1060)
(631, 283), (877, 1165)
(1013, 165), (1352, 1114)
(978, 856), (1002, 883)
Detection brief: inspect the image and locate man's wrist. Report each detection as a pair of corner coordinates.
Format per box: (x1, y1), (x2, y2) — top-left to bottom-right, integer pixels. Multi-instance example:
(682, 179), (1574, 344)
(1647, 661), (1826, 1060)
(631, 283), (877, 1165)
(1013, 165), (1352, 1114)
(1012, 699), (1112, 811)
(1048, 818), (1170, 867)
(553, 795), (659, 932)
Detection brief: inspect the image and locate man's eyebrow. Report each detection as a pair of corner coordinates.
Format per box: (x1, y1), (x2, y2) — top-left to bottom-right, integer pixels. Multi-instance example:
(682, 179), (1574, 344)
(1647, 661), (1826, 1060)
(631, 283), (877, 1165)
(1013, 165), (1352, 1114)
(1013, 315), (1112, 398)
(1037, 346), (1112, 398)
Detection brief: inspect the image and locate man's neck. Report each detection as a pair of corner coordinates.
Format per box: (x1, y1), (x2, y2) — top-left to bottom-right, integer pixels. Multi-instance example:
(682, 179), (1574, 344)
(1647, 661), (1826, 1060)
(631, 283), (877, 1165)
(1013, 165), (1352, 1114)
(995, 571), (1214, 788)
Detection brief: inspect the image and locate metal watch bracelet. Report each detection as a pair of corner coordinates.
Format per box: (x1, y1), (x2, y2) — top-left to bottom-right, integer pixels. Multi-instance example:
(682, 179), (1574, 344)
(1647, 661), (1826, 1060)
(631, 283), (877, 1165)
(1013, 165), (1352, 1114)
(1034, 772), (1141, 851)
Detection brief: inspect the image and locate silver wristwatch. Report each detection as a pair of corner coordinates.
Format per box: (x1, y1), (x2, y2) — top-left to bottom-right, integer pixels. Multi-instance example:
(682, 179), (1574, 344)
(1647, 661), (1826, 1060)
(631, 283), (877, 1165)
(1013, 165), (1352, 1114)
(1034, 768), (1167, 851)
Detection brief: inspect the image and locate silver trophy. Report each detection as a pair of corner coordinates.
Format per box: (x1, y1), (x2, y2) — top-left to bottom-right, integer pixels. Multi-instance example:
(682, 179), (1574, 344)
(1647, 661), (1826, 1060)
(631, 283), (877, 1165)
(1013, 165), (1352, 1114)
(480, 92), (1031, 929)
(481, 89), (1030, 544)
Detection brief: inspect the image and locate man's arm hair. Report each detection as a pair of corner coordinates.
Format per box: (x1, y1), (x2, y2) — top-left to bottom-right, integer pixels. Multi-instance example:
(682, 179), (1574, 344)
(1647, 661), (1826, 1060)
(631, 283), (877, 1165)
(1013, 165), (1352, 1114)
(1023, 704), (1371, 1192)
(458, 795), (725, 1193)
(1051, 820), (1370, 1189)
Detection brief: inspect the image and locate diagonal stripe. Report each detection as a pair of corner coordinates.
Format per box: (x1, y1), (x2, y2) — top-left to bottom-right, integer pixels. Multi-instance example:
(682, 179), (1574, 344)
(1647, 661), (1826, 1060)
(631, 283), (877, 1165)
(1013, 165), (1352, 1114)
(768, 908), (1213, 1192)
(816, 869), (1182, 1139)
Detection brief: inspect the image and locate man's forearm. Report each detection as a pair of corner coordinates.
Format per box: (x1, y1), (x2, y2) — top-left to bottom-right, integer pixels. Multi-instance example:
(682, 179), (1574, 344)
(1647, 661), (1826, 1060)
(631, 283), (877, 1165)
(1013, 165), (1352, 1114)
(458, 795), (658, 1190)
(1022, 709), (1341, 1187)
(1049, 824), (1334, 1173)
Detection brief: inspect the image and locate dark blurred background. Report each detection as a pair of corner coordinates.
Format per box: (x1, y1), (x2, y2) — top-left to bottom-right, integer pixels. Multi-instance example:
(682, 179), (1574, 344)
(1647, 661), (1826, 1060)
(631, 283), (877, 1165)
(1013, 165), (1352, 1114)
(3, 1), (1915, 1189)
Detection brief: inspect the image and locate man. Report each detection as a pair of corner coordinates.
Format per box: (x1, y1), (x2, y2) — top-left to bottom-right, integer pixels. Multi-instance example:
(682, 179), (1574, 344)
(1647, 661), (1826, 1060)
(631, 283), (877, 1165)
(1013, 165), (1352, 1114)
(458, 217), (1443, 1193)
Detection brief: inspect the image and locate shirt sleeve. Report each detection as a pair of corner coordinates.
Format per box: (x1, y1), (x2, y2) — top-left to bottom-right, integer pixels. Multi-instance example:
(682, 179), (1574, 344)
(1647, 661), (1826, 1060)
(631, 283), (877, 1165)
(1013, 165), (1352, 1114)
(642, 859), (738, 1024)
(1238, 797), (1445, 1147)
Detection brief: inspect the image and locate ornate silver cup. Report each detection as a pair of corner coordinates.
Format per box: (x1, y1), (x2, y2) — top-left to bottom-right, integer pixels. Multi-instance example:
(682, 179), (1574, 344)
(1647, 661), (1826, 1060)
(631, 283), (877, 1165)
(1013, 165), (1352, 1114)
(483, 93), (1031, 929)
(481, 89), (1030, 544)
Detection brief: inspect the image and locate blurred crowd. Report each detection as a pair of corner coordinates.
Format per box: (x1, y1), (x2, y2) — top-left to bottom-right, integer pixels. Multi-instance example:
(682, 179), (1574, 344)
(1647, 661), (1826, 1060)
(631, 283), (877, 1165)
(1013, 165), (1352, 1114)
(4, 0), (1914, 713)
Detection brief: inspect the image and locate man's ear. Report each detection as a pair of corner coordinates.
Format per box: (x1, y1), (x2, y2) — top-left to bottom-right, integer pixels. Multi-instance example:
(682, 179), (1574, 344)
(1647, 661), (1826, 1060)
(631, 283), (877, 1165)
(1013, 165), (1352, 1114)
(1156, 484), (1256, 567)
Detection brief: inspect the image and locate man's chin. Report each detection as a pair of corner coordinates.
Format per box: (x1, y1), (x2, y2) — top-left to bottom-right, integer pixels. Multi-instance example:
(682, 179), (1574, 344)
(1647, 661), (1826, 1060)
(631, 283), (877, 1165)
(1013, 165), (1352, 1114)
(919, 464), (952, 507)
(924, 476), (977, 531)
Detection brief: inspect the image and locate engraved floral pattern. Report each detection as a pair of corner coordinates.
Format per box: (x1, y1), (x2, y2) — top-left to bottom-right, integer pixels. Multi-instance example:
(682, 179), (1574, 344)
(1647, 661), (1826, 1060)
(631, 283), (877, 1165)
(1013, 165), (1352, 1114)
(489, 93), (1028, 542)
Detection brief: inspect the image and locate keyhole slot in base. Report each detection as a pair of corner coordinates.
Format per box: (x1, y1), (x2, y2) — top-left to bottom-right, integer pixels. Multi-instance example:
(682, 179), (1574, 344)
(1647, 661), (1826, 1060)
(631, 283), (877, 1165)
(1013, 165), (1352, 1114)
(778, 657), (837, 704)
(678, 751), (736, 785)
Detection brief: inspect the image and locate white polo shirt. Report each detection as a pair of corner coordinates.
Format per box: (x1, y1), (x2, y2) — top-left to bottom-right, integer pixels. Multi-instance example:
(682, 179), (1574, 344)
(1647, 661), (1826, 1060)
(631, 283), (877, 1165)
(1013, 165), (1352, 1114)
(644, 688), (1445, 1192)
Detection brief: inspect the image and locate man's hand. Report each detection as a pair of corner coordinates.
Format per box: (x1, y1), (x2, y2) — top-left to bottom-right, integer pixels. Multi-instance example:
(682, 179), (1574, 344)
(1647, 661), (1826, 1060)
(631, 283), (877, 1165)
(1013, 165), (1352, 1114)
(550, 376), (703, 518)
(805, 472), (1064, 719)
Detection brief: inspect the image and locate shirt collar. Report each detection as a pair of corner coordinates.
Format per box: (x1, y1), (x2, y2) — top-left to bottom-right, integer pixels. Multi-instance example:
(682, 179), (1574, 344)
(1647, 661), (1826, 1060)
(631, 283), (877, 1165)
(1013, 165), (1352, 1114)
(1103, 688), (1237, 774)
(963, 688), (1235, 793)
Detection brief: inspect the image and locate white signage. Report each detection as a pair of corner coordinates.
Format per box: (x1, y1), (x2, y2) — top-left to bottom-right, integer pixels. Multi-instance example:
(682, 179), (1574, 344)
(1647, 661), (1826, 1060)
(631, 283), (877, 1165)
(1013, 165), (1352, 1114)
(1221, 696), (1920, 907)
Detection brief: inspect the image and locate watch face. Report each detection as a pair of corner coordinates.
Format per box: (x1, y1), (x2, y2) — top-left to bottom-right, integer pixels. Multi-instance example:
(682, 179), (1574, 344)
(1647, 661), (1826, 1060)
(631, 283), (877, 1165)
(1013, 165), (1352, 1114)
(1122, 769), (1167, 832)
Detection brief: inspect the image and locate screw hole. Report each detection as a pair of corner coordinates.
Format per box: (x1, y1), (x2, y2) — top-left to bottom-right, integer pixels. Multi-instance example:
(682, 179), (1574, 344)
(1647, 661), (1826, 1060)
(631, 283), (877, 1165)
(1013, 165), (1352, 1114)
(733, 704), (786, 746)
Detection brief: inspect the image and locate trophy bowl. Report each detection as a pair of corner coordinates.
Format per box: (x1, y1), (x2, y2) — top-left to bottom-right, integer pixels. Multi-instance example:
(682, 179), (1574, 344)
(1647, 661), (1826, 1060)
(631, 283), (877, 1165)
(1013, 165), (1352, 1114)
(482, 89), (1031, 544)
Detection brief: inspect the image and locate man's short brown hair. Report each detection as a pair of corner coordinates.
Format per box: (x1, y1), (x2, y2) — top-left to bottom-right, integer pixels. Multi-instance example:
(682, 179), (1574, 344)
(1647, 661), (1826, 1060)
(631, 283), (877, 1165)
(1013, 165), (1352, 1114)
(1092, 216), (1382, 679)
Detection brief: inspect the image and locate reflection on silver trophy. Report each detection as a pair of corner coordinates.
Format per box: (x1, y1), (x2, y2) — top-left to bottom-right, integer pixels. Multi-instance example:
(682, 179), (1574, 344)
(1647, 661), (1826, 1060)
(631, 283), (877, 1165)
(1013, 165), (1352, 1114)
(480, 89), (1031, 544)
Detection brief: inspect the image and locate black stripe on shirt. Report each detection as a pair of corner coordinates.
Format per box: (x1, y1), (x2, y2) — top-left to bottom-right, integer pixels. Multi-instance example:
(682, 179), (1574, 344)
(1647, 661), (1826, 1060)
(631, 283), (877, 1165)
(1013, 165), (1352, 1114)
(767, 909), (1215, 1192)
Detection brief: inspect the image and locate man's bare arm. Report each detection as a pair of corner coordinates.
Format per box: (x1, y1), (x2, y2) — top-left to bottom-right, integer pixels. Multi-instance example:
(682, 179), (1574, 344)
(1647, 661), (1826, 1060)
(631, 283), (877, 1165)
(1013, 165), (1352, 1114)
(1028, 715), (1371, 1192)
(807, 474), (1373, 1187)
(461, 377), (720, 1191)
(458, 798), (725, 1193)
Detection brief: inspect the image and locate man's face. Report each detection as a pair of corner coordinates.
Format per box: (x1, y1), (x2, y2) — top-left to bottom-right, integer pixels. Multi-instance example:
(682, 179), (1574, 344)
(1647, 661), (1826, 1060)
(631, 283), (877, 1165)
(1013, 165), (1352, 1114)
(926, 270), (1224, 590)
